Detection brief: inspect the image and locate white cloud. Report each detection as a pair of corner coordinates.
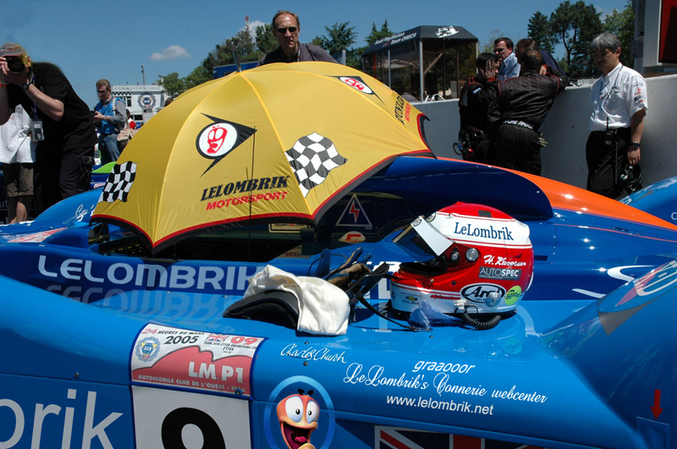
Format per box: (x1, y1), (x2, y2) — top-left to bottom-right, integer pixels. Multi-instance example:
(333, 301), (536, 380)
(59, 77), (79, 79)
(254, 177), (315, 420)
(248, 20), (267, 31)
(242, 20), (267, 41)
(150, 45), (191, 61)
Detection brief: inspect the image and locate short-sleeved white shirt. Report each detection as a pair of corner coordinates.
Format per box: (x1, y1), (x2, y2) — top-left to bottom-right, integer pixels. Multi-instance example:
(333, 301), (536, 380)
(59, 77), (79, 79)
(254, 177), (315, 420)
(0, 104), (36, 164)
(589, 63), (648, 131)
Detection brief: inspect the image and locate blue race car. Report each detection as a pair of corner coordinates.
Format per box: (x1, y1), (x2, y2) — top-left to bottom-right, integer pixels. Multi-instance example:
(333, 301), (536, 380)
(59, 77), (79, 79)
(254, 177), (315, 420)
(1, 157), (677, 448)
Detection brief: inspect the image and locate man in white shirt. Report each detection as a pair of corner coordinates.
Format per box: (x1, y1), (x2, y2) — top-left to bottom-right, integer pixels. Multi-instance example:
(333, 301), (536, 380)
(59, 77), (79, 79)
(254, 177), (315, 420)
(494, 37), (520, 81)
(586, 33), (648, 198)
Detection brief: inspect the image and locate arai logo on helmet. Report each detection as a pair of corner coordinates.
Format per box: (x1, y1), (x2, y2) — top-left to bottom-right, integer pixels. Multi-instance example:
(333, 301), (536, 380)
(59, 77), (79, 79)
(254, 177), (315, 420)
(460, 283), (506, 304)
(197, 123), (238, 158)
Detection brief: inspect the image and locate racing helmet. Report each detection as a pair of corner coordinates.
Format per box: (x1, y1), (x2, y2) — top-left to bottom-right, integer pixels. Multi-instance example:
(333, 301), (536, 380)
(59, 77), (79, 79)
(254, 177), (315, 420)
(391, 202), (534, 317)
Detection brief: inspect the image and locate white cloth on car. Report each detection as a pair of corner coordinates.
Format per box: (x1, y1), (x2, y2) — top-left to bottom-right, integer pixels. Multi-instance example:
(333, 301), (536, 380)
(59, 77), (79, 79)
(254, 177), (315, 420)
(0, 105), (36, 164)
(244, 265), (350, 336)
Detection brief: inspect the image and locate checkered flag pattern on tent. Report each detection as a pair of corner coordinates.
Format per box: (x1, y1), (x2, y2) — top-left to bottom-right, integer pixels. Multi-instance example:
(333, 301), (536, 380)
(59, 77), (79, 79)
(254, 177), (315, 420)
(285, 132), (347, 197)
(100, 161), (137, 203)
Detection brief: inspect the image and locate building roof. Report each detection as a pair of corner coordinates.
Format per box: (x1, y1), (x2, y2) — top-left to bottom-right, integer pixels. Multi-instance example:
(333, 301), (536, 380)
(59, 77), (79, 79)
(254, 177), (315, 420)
(363, 25), (478, 55)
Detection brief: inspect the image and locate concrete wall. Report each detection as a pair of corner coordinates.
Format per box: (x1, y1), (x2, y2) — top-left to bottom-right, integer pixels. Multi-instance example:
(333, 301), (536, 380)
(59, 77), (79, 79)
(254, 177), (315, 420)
(416, 74), (677, 189)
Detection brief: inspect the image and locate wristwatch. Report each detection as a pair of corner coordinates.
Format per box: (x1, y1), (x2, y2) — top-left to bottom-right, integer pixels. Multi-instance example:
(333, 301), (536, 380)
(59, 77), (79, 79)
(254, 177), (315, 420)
(631, 142), (641, 148)
(21, 79), (32, 91)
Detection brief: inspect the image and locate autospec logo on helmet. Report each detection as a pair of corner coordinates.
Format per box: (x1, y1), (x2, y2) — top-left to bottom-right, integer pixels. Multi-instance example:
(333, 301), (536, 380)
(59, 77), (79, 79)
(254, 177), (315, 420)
(479, 267), (522, 280)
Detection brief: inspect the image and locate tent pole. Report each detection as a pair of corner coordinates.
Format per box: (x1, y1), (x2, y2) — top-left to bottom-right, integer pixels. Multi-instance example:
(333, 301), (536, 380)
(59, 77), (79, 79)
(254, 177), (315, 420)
(419, 40), (424, 101)
(388, 49), (392, 87)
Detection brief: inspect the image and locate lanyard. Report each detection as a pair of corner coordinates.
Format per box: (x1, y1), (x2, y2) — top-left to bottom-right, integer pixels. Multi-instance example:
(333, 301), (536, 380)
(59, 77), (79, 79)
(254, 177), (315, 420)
(599, 65), (622, 100)
(24, 72), (39, 120)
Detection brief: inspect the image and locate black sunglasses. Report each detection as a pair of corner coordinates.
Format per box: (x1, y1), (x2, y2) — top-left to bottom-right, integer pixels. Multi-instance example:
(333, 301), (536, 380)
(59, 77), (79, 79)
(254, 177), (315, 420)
(97, 89), (107, 93)
(277, 26), (298, 34)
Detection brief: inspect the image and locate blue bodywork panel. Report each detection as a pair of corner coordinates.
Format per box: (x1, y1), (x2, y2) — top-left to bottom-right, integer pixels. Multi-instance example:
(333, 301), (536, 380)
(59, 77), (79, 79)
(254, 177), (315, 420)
(1, 269), (675, 448)
(621, 175), (677, 226)
(2, 158), (677, 448)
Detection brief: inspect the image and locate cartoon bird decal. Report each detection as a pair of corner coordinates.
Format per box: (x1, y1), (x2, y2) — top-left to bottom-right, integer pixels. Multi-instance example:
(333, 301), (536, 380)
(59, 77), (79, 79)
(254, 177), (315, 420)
(276, 389), (320, 449)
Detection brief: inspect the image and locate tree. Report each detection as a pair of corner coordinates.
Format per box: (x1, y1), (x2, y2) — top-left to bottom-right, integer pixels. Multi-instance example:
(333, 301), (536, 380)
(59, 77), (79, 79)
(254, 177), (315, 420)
(345, 20), (392, 70)
(310, 36), (324, 47)
(603, 0), (634, 67)
(255, 23), (278, 55)
(320, 22), (357, 55)
(214, 29), (261, 65)
(481, 30), (519, 54)
(549, 1), (602, 77)
(183, 59), (212, 90)
(365, 20), (392, 46)
(233, 28), (257, 61)
(158, 72), (184, 99)
(528, 11), (555, 54)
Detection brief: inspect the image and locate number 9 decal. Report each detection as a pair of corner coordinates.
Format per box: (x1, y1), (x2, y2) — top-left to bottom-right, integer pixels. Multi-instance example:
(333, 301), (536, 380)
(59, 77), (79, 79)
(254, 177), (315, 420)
(133, 387), (251, 449)
(161, 407), (226, 449)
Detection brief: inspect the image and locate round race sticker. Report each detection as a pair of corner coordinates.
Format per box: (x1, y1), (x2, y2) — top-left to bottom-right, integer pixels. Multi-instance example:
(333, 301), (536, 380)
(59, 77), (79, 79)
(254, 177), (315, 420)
(505, 286), (523, 305)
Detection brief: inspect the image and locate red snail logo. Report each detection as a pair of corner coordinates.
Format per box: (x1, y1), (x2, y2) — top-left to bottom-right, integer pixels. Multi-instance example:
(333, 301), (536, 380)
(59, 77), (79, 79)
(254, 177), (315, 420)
(207, 125), (227, 154)
(197, 122), (238, 159)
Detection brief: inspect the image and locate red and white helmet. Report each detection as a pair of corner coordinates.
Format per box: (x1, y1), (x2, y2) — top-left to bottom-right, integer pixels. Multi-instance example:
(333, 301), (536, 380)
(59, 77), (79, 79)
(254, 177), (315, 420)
(391, 202), (534, 316)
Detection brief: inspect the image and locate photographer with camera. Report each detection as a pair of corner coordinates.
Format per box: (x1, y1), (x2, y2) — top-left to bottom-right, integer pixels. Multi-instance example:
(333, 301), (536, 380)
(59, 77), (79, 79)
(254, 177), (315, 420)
(0, 42), (97, 215)
(586, 33), (647, 198)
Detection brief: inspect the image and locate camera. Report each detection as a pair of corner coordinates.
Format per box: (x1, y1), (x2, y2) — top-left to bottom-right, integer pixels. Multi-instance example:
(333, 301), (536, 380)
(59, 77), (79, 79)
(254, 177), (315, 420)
(5, 56), (25, 74)
(31, 120), (44, 142)
(618, 164), (642, 193)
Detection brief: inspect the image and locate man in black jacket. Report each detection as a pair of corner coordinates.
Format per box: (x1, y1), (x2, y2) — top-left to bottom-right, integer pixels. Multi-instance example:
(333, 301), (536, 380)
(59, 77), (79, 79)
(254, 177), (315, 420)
(491, 50), (568, 175)
(258, 11), (337, 65)
(457, 52), (499, 163)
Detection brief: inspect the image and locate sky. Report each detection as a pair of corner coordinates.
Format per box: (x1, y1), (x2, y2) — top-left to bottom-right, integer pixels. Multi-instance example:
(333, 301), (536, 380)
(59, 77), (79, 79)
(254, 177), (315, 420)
(1, 0), (628, 107)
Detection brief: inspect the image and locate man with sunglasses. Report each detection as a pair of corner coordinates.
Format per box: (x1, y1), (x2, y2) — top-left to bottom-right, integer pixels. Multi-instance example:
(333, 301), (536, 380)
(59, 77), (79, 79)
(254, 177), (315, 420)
(258, 11), (337, 65)
(93, 79), (126, 164)
(494, 37), (520, 81)
(0, 42), (96, 215)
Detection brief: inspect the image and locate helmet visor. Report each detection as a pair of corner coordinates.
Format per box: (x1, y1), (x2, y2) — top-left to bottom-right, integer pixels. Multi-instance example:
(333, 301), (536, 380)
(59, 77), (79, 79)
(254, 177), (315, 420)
(393, 215), (453, 259)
